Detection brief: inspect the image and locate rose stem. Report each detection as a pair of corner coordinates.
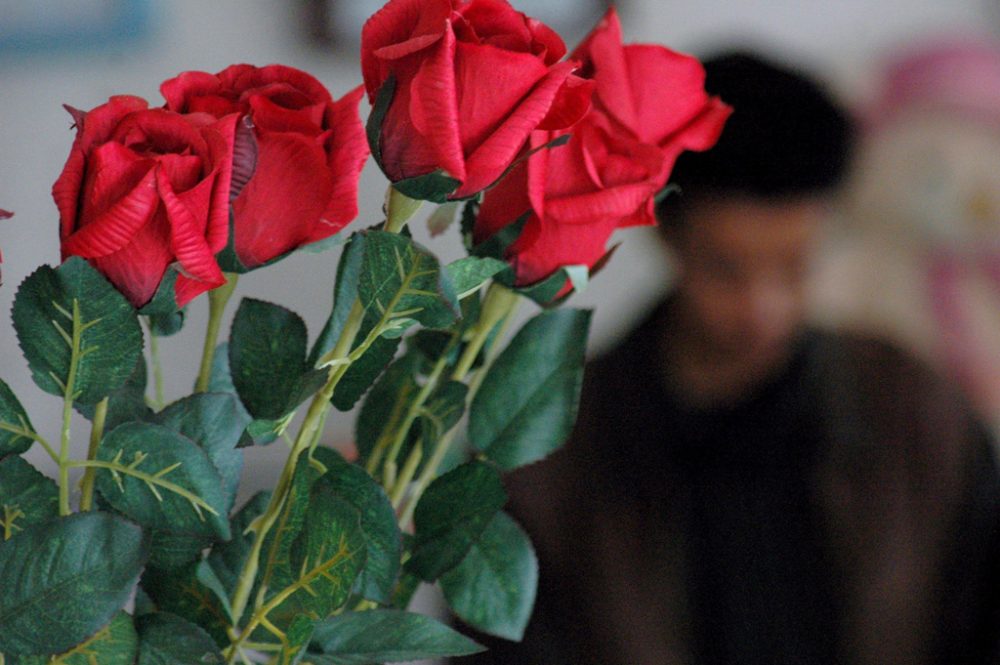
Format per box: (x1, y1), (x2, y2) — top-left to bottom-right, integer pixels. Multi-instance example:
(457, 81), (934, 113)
(78, 396), (108, 511)
(398, 283), (520, 530)
(195, 273), (239, 393)
(145, 317), (165, 409)
(224, 186), (421, 659)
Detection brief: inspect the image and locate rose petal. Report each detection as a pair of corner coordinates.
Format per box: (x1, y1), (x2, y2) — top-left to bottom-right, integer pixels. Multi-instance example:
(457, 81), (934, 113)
(475, 158), (531, 243)
(62, 158), (159, 258)
(455, 59), (578, 198)
(545, 181), (658, 226)
(409, 23), (466, 182)
(361, 0), (452, 100)
(573, 8), (638, 132)
(509, 211), (619, 285)
(451, 41), (548, 156)
(229, 116), (257, 202)
(236, 66), (333, 105)
(536, 73), (594, 131)
(248, 94), (324, 135)
(202, 113), (238, 253)
(155, 166), (224, 287)
(173, 273), (216, 308)
(92, 210), (174, 308)
(161, 70), (225, 112)
(232, 131), (333, 267)
(311, 86), (368, 242)
(625, 45), (713, 145)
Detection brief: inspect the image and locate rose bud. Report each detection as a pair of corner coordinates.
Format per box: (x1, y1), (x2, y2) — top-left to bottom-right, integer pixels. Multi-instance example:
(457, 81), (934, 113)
(53, 96), (237, 308)
(161, 64), (368, 270)
(475, 8), (731, 287)
(361, 0), (594, 201)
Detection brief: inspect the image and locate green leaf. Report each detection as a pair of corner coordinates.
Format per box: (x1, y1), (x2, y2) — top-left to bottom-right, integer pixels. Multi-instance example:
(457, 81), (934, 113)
(330, 334), (401, 412)
(441, 511), (538, 640)
(267, 484), (367, 627)
(77, 356), (152, 434)
(229, 298), (329, 420)
(0, 512), (147, 655)
(358, 231), (459, 334)
(406, 461), (506, 581)
(504, 263), (589, 306)
(446, 256), (509, 299)
(420, 380), (468, 443)
(354, 352), (422, 471)
(135, 612), (223, 664)
(308, 610), (485, 664)
(95, 422), (230, 539)
(207, 491), (271, 598)
(257, 463), (322, 600)
(467, 209), (530, 261)
(279, 615), (315, 665)
(309, 233), (366, 368)
(8, 611), (140, 665)
(11, 257), (144, 405)
(140, 562), (231, 647)
(0, 379), (34, 457)
(469, 309), (591, 470)
(392, 170), (462, 204)
(145, 309), (186, 337)
(154, 393), (249, 512)
(0, 456), (58, 541)
(143, 531), (212, 571)
(313, 449), (401, 604)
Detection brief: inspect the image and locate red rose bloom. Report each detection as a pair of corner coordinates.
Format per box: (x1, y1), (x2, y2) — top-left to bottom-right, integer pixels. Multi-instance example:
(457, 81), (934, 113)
(361, 0), (593, 199)
(475, 8), (731, 285)
(53, 96), (236, 308)
(161, 64), (368, 269)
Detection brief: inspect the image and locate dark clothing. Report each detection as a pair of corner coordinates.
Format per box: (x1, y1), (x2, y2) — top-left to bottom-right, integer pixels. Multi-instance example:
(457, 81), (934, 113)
(467, 302), (1000, 665)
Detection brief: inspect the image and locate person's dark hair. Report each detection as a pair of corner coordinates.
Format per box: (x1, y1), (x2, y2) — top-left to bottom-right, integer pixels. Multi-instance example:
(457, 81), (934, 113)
(657, 50), (854, 226)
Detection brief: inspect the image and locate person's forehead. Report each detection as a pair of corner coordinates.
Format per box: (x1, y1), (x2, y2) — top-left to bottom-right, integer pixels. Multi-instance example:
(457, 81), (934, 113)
(684, 196), (824, 255)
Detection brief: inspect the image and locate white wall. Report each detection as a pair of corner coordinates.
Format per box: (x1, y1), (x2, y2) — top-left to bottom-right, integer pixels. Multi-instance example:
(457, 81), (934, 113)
(1, 0), (994, 496)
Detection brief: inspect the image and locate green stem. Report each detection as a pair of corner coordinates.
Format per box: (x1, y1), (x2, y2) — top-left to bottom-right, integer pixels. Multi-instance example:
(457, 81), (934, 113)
(58, 299), (89, 516)
(145, 319), (165, 409)
(78, 397), (108, 512)
(383, 186), (423, 233)
(195, 273), (238, 393)
(399, 284), (519, 529)
(389, 439), (423, 508)
(0, 422), (57, 464)
(224, 186), (419, 662)
(375, 337), (457, 484)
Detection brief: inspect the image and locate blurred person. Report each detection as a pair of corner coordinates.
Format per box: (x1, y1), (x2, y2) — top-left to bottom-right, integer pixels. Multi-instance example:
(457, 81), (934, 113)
(813, 37), (1000, 432)
(465, 52), (1000, 665)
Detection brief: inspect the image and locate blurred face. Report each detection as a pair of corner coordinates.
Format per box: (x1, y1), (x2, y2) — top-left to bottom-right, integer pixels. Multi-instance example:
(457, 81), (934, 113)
(667, 196), (823, 368)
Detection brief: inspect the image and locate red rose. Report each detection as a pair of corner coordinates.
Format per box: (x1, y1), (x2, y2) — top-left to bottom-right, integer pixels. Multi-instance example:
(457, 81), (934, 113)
(161, 64), (368, 269)
(475, 8), (731, 286)
(361, 0), (593, 199)
(53, 96), (237, 308)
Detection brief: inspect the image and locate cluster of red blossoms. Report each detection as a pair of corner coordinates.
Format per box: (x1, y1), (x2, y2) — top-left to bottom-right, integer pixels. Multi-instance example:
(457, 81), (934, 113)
(48, 0), (729, 309)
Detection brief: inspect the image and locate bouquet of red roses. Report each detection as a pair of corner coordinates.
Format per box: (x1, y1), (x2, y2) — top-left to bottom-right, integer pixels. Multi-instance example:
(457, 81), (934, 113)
(0, 1), (728, 662)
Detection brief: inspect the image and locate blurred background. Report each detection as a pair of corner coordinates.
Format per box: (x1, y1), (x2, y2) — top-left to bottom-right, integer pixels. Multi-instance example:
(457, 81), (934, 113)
(2, 0), (999, 495)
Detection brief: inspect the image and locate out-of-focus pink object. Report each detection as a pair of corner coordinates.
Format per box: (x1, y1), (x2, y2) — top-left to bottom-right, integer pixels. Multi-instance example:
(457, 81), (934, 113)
(873, 37), (1000, 127)
(815, 36), (1000, 429)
